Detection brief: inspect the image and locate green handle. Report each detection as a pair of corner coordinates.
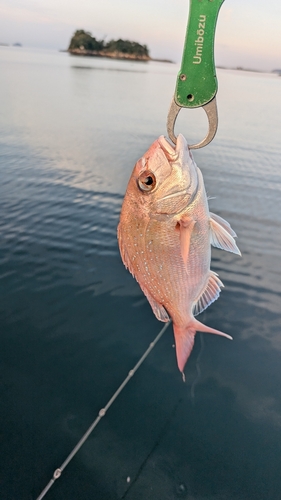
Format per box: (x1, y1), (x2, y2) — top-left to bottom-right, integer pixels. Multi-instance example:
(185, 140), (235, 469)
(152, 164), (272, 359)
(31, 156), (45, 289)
(175, 0), (224, 108)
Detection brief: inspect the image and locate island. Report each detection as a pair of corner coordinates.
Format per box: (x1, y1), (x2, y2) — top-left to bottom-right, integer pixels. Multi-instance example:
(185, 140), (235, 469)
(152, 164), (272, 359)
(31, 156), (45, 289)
(68, 29), (172, 63)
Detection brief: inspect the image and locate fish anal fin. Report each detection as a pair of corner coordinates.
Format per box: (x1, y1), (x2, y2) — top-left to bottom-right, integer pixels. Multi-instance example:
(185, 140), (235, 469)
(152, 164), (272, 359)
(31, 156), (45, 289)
(173, 319), (232, 373)
(193, 271), (224, 316)
(178, 216), (196, 268)
(210, 215), (241, 255)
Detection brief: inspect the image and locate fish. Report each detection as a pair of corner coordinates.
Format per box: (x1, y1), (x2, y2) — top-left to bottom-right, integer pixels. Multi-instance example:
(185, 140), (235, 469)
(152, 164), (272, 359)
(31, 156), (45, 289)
(117, 134), (240, 375)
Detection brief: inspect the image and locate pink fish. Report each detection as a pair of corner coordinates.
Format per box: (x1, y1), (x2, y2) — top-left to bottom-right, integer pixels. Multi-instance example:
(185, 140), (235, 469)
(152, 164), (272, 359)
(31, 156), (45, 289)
(118, 134), (240, 374)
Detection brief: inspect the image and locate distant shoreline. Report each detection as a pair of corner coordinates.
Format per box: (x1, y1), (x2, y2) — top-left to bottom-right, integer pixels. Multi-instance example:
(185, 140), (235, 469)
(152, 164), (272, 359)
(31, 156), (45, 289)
(0, 44), (278, 73)
(66, 52), (278, 72)
(217, 65), (281, 75)
(68, 48), (173, 63)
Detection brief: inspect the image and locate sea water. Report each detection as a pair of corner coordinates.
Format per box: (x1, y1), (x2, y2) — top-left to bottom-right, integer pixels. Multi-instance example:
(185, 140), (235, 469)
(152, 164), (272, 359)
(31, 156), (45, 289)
(0, 46), (281, 500)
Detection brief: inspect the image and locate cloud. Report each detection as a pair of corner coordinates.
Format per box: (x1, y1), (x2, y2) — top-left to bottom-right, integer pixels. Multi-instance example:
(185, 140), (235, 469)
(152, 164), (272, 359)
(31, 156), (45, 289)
(0, 0), (280, 69)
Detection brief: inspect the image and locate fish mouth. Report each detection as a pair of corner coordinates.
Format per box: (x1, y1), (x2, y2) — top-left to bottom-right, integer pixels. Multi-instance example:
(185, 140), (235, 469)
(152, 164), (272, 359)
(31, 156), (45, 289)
(157, 134), (199, 202)
(158, 134), (193, 161)
(154, 134), (199, 214)
(158, 136), (178, 159)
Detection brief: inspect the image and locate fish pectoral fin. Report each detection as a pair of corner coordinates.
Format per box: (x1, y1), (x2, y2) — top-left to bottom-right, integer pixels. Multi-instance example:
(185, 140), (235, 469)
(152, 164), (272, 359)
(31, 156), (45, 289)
(210, 214), (241, 255)
(178, 216), (196, 268)
(141, 286), (170, 322)
(193, 271), (224, 316)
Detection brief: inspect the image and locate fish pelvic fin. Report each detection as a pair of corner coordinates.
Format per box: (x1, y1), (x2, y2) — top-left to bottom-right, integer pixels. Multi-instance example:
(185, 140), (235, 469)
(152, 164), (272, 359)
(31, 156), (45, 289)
(209, 213), (241, 255)
(173, 319), (232, 374)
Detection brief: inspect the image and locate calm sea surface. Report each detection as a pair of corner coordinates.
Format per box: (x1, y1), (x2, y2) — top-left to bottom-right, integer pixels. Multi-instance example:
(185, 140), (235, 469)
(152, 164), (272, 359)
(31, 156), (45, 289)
(0, 47), (281, 500)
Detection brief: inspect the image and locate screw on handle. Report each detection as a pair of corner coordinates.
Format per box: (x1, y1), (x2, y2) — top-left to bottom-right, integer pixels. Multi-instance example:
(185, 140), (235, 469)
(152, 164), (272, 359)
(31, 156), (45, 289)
(175, 0), (225, 109)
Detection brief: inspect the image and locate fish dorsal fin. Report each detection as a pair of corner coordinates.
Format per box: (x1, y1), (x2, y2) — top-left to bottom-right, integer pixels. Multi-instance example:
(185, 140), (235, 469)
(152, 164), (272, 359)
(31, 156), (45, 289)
(117, 223), (136, 277)
(141, 287), (170, 322)
(179, 216), (196, 269)
(193, 271), (224, 316)
(209, 213), (241, 255)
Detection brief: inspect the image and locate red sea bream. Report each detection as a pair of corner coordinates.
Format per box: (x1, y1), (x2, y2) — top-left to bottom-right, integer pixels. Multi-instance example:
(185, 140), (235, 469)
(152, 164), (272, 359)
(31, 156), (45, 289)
(118, 134), (240, 374)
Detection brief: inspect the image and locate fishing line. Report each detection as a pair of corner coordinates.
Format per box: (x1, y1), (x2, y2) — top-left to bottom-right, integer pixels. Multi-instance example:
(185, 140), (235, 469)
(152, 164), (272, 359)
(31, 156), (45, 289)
(120, 395), (183, 499)
(35, 320), (171, 500)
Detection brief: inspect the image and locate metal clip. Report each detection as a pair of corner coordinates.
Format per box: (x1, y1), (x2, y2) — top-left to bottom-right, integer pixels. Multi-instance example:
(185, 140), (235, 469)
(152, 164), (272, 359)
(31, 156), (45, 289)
(167, 97), (218, 149)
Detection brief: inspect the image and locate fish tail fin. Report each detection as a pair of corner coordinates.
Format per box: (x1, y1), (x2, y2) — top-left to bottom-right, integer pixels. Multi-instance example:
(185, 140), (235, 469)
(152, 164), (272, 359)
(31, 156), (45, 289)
(173, 319), (232, 374)
(192, 319), (233, 340)
(173, 324), (196, 375)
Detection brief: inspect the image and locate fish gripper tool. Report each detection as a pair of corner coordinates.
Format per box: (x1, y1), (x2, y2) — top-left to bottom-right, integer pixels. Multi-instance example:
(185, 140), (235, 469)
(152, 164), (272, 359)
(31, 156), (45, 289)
(167, 0), (225, 149)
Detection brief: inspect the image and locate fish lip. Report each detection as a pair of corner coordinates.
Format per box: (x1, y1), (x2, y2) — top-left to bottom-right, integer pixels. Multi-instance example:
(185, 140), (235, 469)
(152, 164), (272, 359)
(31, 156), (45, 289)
(158, 134), (192, 162)
(157, 133), (199, 197)
(158, 136), (178, 159)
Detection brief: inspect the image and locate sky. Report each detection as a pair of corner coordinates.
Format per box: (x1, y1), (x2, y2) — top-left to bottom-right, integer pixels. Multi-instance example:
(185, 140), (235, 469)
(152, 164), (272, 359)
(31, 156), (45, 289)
(0, 0), (280, 71)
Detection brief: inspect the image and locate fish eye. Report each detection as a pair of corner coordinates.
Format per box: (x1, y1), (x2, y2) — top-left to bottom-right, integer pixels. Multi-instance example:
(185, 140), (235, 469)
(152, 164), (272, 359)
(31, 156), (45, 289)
(137, 171), (156, 192)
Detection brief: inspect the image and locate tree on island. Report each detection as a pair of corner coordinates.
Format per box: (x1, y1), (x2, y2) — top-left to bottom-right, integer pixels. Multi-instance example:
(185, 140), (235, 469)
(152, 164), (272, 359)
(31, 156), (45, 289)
(105, 39), (149, 58)
(68, 30), (104, 51)
(68, 30), (150, 60)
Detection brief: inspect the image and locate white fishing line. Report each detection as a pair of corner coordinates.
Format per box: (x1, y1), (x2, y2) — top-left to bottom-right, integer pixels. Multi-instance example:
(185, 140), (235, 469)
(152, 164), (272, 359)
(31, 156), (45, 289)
(35, 320), (171, 500)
